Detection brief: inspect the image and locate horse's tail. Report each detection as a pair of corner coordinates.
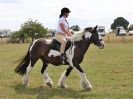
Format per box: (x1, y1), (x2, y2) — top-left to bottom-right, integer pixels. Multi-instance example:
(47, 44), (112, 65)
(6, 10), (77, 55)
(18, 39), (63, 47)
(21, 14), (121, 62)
(15, 48), (31, 76)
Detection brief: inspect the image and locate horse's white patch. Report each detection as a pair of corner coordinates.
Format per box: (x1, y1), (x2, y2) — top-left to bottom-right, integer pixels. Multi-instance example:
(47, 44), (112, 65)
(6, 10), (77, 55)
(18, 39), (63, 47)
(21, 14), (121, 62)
(58, 70), (67, 86)
(46, 39), (52, 44)
(26, 62), (32, 73)
(85, 32), (92, 39)
(98, 34), (105, 45)
(98, 34), (102, 40)
(23, 61), (32, 86)
(29, 39), (39, 51)
(65, 44), (76, 67)
(48, 50), (61, 57)
(43, 68), (53, 84)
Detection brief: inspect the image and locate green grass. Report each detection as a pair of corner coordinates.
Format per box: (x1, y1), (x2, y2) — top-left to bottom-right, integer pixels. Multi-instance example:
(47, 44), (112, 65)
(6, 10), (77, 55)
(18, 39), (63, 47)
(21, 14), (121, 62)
(0, 43), (133, 99)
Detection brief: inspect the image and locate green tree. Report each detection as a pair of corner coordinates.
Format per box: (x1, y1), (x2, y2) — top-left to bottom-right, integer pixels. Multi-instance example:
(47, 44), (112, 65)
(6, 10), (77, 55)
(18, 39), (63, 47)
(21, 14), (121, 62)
(71, 25), (81, 31)
(128, 24), (133, 31)
(111, 17), (129, 29)
(20, 19), (48, 41)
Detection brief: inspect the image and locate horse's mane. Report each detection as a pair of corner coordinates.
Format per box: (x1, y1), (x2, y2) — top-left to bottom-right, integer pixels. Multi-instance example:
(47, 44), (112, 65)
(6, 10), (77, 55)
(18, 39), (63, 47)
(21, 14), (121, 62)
(68, 30), (84, 41)
(68, 27), (93, 41)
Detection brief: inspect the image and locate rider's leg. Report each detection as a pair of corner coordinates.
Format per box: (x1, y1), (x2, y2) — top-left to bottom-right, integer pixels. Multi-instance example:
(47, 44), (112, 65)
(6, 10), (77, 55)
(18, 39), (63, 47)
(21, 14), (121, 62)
(60, 37), (67, 54)
(55, 33), (67, 54)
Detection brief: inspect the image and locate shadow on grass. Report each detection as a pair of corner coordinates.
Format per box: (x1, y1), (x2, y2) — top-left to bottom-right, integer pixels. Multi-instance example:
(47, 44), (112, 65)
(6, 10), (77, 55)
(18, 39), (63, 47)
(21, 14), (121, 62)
(12, 83), (89, 99)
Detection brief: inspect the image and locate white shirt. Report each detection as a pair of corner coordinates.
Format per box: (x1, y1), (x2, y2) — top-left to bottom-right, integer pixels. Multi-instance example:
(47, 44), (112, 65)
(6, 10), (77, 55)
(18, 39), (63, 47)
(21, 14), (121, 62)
(56, 16), (69, 34)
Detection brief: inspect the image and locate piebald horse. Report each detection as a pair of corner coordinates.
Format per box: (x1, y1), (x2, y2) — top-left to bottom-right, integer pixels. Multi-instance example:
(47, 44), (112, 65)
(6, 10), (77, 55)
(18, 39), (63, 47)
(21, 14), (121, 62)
(15, 26), (104, 90)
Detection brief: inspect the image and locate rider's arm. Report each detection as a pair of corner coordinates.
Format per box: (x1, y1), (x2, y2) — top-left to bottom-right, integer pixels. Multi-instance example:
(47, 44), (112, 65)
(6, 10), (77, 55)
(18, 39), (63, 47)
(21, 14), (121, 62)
(60, 23), (72, 36)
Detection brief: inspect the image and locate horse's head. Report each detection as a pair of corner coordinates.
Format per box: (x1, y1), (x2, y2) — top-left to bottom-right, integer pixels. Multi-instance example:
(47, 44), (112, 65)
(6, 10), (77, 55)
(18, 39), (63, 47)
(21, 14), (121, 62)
(84, 25), (104, 49)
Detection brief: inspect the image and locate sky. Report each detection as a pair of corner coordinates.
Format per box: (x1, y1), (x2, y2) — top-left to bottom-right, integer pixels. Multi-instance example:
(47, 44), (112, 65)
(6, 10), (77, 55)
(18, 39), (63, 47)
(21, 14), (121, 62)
(0, 0), (133, 32)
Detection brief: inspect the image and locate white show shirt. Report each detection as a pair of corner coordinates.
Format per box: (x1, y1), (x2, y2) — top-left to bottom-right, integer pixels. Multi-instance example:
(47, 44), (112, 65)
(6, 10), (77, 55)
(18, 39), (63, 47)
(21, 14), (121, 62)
(56, 16), (69, 34)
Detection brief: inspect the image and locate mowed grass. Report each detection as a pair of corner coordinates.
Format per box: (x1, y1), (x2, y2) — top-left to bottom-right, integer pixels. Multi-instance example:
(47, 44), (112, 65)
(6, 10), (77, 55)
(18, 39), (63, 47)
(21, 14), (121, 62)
(0, 43), (133, 99)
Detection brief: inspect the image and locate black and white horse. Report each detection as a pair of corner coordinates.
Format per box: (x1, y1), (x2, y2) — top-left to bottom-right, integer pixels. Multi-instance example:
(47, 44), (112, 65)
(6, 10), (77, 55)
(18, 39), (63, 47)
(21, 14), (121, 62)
(15, 26), (104, 90)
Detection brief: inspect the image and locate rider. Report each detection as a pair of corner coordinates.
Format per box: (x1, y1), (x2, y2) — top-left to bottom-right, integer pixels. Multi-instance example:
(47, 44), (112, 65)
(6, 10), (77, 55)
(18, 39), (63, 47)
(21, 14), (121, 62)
(55, 7), (72, 62)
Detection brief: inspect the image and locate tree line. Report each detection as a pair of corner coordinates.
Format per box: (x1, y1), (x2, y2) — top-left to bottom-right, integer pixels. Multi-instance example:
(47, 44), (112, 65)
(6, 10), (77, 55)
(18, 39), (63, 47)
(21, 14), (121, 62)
(10, 17), (133, 43)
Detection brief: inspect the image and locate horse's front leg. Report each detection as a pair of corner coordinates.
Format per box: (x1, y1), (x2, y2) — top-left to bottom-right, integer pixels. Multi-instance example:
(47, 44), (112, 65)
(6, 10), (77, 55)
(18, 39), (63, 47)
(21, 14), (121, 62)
(75, 65), (92, 90)
(58, 66), (73, 88)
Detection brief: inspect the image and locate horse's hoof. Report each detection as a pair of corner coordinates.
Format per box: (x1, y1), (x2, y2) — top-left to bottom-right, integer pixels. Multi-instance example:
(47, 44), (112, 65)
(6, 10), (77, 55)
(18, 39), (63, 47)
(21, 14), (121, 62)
(23, 80), (29, 87)
(84, 85), (92, 91)
(46, 82), (52, 87)
(23, 83), (29, 87)
(85, 87), (92, 91)
(58, 84), (68, 88)
(80, 81), (92, 91)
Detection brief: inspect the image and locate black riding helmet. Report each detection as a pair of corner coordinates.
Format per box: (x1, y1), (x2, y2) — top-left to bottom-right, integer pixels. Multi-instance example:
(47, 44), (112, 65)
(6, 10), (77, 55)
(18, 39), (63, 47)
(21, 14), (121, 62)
(61, 7), (71, 14)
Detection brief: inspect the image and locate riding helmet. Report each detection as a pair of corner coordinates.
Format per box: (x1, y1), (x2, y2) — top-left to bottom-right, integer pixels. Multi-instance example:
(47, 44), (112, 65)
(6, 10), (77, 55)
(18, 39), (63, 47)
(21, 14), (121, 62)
(61, 7), (71, 14)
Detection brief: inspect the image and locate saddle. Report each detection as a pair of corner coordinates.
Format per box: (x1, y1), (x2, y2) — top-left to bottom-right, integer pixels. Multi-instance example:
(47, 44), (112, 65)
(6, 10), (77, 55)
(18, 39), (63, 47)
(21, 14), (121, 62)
(48, 38), (72, 52)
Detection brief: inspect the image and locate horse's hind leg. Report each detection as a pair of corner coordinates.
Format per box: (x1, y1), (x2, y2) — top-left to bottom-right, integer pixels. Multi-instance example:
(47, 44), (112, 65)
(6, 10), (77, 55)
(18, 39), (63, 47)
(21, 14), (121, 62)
(58, 66), (73, 88)
(23, 61), (31, 86)
(41, 60), (53, 87)
(23, 57), (39, 86)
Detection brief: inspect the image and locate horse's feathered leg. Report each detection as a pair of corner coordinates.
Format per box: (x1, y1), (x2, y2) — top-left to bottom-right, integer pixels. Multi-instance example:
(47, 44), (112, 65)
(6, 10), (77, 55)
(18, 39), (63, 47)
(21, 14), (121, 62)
(23, 56), (39, 86)
(58, 66), (73, 88)
(75, 65), (92, 91)
(41, 60), (53, 87)
(23, 61), (32, 86)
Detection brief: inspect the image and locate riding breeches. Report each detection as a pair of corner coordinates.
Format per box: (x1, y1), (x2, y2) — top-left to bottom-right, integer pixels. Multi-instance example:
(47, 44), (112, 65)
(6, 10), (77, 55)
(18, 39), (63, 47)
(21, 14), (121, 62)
(55, 33), (67, 54)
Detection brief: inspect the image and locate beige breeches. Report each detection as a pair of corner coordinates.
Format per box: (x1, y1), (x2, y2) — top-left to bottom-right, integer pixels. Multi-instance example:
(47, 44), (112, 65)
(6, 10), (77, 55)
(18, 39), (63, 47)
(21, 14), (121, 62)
(55, 33), (67, 54)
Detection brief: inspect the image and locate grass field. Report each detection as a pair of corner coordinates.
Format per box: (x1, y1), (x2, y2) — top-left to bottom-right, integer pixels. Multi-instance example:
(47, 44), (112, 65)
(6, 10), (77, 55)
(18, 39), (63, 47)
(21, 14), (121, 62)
(0, 43), (133, 99)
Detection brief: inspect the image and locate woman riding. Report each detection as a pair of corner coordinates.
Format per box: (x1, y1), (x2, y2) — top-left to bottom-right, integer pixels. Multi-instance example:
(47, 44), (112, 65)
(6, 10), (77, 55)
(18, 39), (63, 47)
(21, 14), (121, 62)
(55, 7), (72, 62)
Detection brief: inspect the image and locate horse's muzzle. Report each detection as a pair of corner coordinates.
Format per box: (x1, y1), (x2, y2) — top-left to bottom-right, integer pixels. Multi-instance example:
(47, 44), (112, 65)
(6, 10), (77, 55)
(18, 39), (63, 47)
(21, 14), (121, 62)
(99, 41), (105, 49)
(99, 45), (104, 49)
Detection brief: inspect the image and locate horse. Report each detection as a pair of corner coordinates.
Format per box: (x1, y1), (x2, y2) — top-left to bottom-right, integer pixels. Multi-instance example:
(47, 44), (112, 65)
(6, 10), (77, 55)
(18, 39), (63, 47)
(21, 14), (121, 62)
(15, 25), (104, 90)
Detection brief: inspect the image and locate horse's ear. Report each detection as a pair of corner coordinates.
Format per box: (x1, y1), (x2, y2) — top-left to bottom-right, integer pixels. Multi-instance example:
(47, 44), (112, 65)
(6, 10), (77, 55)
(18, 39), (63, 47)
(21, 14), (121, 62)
(94, 25), (98, 30)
